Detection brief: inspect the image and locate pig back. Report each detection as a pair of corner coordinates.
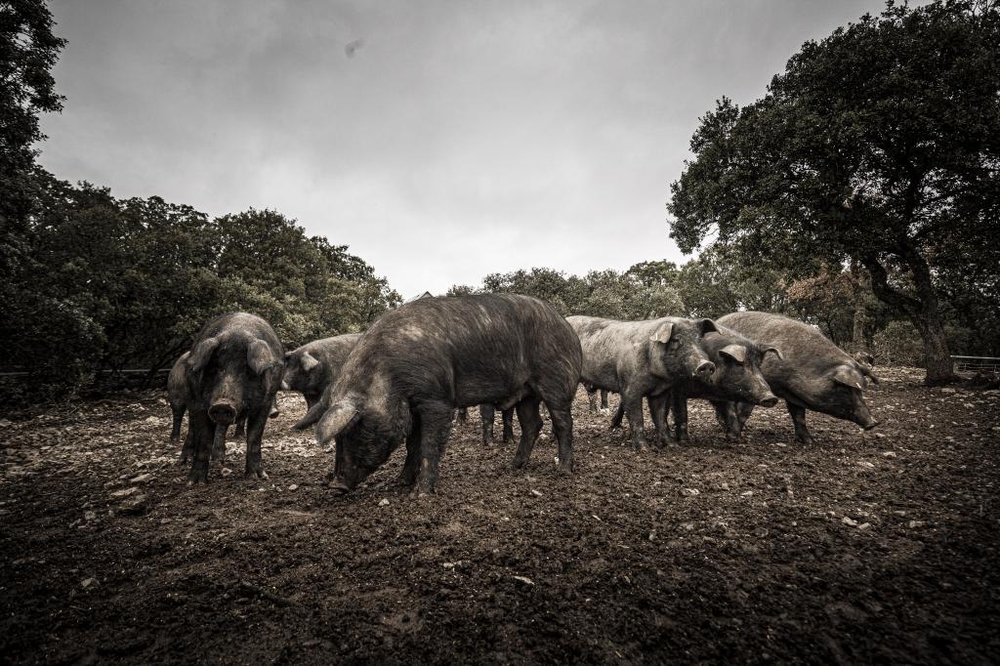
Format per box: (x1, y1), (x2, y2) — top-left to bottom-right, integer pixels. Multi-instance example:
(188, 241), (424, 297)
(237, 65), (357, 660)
(717, 311), (858, 398)
(343, 294), (582, 408)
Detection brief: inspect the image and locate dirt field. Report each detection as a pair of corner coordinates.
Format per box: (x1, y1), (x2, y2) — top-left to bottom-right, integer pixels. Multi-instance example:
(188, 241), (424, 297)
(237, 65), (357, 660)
(2, 367), (998, 665)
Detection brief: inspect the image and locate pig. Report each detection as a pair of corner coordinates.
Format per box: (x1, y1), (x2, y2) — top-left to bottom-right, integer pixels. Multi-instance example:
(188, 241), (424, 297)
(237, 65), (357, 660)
(661, 326), (782, 442)
(453, 404), (513, 444)
(566, 314), (718, 449)
(479, 404), (515, 445)
(281, 333), (362, 409)
(182, 312), (284, 483)
(294, 294), (583, 496)
(716, 311), (879, 443)
(167, 351), (190, 442)
(585, 385), (612, 412)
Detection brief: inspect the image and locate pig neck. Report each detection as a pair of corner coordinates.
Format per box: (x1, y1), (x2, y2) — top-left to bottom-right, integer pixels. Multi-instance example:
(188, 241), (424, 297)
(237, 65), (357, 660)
(343, 356), (410, 440)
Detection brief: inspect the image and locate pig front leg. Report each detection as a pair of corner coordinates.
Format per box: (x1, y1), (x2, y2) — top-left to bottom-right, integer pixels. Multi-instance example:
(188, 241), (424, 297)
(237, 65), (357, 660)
(479, 404), (496, 445)
(187, 411), (213, 484)
(397, 414), (421, 487)
(211, 422), (227, 461)
(621, 390), (647, 450)
(786, 402), (814, 444)
(170, 407), (184, 441)
(244, 405), (271, 479)
(647, 393), (673, 447)
(414, 404), (454, 496)
(735, 402), (755, 437)
(501, 407), (515, 444)
(610, 403), (625, 430)
(711, 400), (741, 440)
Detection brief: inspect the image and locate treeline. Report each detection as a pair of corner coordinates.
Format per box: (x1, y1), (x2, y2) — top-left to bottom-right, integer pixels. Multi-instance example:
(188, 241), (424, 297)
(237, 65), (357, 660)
(449, 247), (998, 368)
(1, 167), (400, 401)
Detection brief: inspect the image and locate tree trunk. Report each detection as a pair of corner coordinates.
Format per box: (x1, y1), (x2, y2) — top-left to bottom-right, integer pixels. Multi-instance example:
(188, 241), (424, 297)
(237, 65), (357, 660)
(863, 248), (955, 386)
(910, 311), (955, 386)
(849, 259), (870, 355)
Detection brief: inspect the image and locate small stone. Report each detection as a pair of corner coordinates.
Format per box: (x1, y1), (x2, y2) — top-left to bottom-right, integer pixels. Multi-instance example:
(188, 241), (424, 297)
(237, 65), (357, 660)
(908, 520), (925, 529)
(220, 467), (233, 477)
(842, 516), (860, 527)
(110, 487), (139, 498)
(81, 577), (97, 589)
(288, 484), (298, 491)
(378, 498), (390, 507)
(84, 511), (97, 522)
(680, 488), (700, 497)
(118, 494), (149, 516)
(512, 575), (534, 586)
(130, 473), (154, 484)
(530, 489), (543, 497)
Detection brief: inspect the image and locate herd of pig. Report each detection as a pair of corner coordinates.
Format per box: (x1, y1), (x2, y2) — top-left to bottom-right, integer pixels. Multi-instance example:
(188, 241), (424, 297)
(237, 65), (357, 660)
(166, 294), (880, 496)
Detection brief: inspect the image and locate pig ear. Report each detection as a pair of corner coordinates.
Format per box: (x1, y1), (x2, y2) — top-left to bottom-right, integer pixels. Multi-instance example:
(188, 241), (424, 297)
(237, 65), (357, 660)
(187, 337), (219, 373)
(316, 398), (362, 444)
(248, 339), (279, 375)
(832, 365), (864, 390)
(859, 364), (881, 389)
(300, 351), (320, 373)
(650, 322), (674, 343)
(763, 345), (783, 360)
(719, 344), (746, 364)
(292, 399), (327, 430)
(696, 318), (719, 336)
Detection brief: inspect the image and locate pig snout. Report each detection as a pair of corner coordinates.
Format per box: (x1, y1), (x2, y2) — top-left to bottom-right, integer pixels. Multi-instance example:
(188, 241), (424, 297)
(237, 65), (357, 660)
(852, 409), (878, 431)
(758, 394), (779, 408)
(694, 360), (716, 377)
(208, 401), (238, 424)
(861, 418), (879, 431)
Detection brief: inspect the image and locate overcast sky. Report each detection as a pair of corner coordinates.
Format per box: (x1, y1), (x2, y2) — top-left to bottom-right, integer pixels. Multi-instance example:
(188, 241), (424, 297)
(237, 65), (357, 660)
(39, 0), (887, 298)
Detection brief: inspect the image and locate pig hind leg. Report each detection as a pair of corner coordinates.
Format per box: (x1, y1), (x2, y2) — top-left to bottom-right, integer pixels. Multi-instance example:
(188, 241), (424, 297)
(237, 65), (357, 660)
(546, 404), (574, 473)
(786, 402), (814, 444)
(511, 397), (543, 469)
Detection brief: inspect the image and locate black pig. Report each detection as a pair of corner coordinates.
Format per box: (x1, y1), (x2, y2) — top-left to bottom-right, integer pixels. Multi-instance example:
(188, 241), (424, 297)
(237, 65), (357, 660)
(479, 404), (515, 446)
(294, 294), (583, 496)
(167, 351), (190, 442)
(716, 311), (879, 443)
(567, 314), (718, 449)
(281, 333), (362, 409)
(661, 326), (781, 442)
(183, 312), (284, 483)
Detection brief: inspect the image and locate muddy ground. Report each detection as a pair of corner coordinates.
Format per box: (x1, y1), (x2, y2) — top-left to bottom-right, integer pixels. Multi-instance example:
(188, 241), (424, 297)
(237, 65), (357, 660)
(1, 367), (998, 665)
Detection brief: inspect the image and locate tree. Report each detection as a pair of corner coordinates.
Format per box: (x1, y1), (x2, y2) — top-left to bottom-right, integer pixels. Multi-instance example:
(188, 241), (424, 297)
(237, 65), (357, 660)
(668, 0), (1000, 384)
(0, 0), (65, 230)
